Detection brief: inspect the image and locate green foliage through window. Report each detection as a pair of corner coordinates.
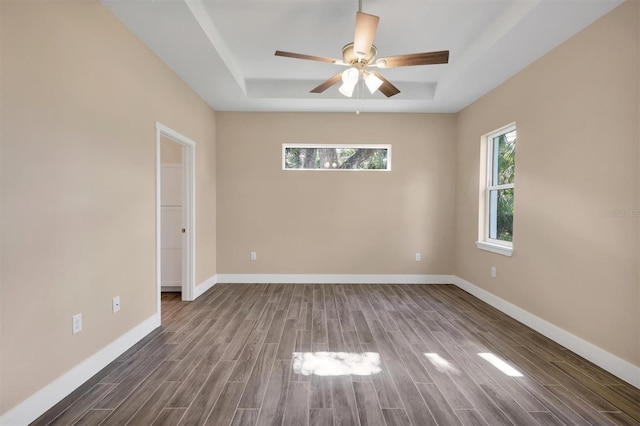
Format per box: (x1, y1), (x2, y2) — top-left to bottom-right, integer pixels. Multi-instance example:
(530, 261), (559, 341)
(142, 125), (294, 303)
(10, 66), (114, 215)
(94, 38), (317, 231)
(488, 128), (516, 243)
(283, 145), (390, 170)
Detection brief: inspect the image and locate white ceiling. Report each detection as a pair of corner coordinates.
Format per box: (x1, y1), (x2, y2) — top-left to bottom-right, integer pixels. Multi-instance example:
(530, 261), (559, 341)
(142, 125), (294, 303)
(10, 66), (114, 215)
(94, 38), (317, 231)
(101, 0), (622, 113)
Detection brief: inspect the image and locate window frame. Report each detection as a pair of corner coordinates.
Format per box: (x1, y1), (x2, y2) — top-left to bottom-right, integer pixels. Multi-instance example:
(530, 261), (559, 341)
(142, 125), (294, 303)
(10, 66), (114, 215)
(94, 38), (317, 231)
(282, 143), (392, 171)
(476, 124), (516, 257)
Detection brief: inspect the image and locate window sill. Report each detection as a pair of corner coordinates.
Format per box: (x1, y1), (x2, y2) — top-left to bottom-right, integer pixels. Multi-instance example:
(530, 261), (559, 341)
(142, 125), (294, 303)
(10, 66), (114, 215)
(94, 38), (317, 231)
(476, 241), (513, 257)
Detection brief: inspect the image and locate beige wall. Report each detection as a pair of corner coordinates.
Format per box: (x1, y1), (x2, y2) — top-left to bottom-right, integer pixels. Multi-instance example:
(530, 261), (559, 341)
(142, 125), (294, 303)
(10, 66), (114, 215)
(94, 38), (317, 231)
(160, 135), (183, 164)
(0, 0), (216, 415)
(455, 0), (639, 367)
(216, 112), (456, 275)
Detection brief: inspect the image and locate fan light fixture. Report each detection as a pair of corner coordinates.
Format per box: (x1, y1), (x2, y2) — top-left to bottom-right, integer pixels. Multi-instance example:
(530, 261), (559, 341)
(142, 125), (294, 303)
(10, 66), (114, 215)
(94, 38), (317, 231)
(339, 67), (359, 97)
(338, 68), (383, 98)
(364, 72), (383, 94)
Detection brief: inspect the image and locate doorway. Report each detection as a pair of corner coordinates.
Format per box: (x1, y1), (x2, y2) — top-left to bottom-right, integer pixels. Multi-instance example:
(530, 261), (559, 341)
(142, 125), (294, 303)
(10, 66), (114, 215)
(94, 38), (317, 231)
(156, 123), (196, 320)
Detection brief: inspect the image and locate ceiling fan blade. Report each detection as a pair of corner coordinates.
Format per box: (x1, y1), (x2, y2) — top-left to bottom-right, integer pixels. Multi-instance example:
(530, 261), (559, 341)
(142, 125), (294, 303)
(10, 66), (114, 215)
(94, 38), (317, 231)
(353, 12), (379, 58)
(310, 72), (344, 93)
(371, 71), (400, 97)
(376, 50), (449, 68)
(275, 50), (341, 64)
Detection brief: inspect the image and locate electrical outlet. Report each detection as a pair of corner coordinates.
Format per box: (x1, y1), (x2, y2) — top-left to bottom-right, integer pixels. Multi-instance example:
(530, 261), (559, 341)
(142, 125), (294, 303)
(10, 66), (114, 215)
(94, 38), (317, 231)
(72, 313), (82, 334)
(250, 251), (257, 261)
(415, 252), (421, 261)
(112, 296), (121, 313)
(491, 266), (497, 278)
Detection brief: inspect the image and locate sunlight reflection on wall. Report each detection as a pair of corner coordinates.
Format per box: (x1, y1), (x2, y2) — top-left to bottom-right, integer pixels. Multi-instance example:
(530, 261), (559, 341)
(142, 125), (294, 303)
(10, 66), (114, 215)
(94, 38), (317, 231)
(292, 352), (382, 376)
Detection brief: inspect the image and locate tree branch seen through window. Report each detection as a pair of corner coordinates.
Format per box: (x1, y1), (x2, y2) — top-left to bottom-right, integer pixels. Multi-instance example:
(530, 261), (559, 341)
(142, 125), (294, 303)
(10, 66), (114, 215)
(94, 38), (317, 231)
(283, 145), (390, 171)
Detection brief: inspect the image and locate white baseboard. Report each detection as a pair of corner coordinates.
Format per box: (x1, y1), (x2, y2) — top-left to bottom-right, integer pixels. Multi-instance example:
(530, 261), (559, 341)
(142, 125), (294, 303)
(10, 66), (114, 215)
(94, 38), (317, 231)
(161, 286), (181, 292)
(216, 274), (455, 284)
(0, 314), (160, 426)
(194, 274), (217, 299)
(452, 276), (640, 389)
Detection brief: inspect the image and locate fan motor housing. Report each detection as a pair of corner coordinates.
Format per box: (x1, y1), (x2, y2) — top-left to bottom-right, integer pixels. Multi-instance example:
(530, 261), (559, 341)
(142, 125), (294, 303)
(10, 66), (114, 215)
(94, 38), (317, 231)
(342, 43), (377, 65)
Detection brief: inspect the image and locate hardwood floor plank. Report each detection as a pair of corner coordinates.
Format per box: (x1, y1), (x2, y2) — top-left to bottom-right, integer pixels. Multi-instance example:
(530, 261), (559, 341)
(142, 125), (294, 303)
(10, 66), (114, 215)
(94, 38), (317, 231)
(298, 302), (313, 331)
(71, 409), (113, 426)
(47, 383), (116, 426)
(370, 358), (403, 409)
(454, 409), (489, 425)
(179, 360), (236, 424)
(151, 408), (186, 426)
(410, 343), (473, 410)
(551, 361), (638, 418)
(600, 411), (640, 426)
(282, 381), (310, 426)
(515, 379), (592, 426)
(385, 358), (438, 426)
(312, 284), (325, 311)
(478, 382), (537, 425)
(291, 330), (313, 382)
(368, 319), (400, 361)
(310, 375), (332, 408)
(256, 303), (277, 331)
(353, 381), (386, 426)
(327, 319), (345, 352)
(204, 381), (246, 426)
(95, 356), (177, 410)
(127, 381), (181, 425)
(381, 408), (411, 426)
(222, 319), (258, 360)
(352, 310), (375, 345)
(216, 310), (251, 344)
(167, 342), (229, 408)
(446, 359), (514, 425)
(312, 309), (328, 344)
(309, 408), (333, 426)
(255, 360), (291, 426)
(287, 295), (303, 320)
(387, 331), (432, 383)
(230, 409), (259, 426)
(337, 302), (356, 331)
(276, 319), (298, 360)
(543, 384), (619, 426)
(228, 329), (267, 382)
(417, 382), (462, 426)
(331, 375), (360, 426)
(265, 310), (287, 344)
(529, 411), (566, 426)
(238, 343), (278, 408)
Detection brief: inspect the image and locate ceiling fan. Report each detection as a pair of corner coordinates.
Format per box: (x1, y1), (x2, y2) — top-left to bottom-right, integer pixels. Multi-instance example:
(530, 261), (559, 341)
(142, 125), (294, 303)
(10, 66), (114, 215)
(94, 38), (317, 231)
(274, 1), (449, 98)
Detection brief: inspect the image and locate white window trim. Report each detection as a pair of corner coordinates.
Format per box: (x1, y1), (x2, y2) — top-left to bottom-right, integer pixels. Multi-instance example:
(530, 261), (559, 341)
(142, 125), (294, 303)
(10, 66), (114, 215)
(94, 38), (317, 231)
(477, 123), (515, 257)
(282, 143), (392, 171)
(476, 240), (513, 256)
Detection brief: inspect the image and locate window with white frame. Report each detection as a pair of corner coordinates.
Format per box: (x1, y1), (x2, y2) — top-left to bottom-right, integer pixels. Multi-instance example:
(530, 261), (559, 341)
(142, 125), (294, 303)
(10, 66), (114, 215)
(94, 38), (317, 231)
(283, 144), (391, 171)
(477, 124), (516, 256)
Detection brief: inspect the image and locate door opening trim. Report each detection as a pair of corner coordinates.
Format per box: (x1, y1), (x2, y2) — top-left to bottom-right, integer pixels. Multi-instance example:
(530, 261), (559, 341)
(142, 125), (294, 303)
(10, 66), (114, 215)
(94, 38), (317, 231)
(156, 123), (196, 317)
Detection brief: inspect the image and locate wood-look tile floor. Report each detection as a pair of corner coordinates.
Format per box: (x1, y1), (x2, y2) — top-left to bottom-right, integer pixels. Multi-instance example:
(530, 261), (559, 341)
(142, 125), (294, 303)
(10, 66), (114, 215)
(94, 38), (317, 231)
(33, 284), (640, 426)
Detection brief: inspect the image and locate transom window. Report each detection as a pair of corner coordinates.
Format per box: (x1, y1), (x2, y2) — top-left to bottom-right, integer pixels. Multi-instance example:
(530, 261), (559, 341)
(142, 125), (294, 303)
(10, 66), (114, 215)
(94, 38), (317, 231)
(283, 144), (391, 171)
(477, 124), (516, 256)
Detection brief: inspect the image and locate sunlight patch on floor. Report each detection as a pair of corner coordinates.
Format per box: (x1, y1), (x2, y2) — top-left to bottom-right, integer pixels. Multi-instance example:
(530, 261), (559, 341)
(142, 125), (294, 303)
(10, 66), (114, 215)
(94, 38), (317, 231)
(292, 352), (382, 376)
(478, 352), (523, 377)
(424, 353), (460, 375)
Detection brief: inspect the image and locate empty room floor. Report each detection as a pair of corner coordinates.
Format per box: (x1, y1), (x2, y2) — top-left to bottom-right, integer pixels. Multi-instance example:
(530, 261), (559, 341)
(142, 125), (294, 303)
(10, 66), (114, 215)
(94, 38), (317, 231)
(33, 284), (640, 425)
